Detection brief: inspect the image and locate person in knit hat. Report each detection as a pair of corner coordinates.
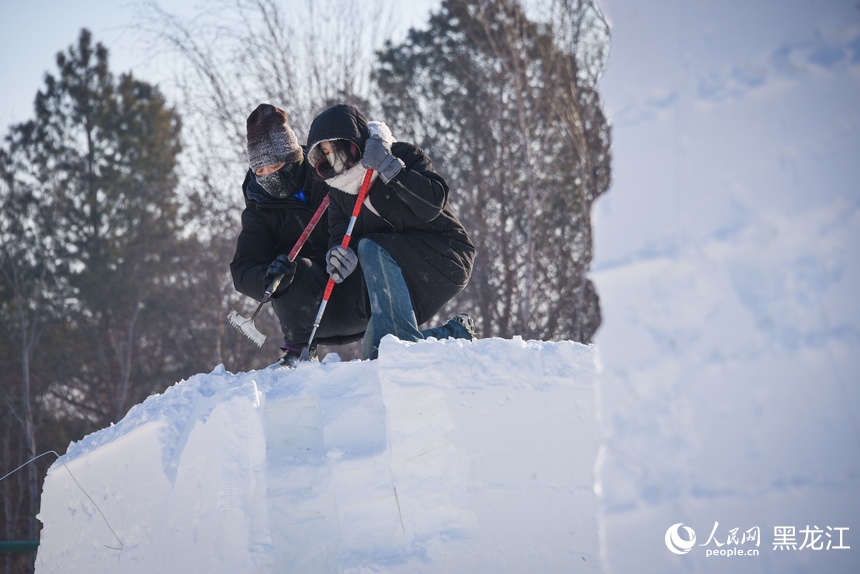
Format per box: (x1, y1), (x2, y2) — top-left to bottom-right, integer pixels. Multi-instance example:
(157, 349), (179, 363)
(230, 103), (367, 366)
(245, 104), (304, 197)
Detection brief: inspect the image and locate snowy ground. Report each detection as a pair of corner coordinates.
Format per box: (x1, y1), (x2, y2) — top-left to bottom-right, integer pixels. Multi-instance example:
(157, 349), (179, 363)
(36, 337), (601, 573)
(32, 1), (860, 572)
(593, 0), (860, 572)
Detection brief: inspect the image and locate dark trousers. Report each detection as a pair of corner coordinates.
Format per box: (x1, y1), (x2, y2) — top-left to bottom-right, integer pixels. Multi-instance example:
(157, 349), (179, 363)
(272, 257), (367, 347)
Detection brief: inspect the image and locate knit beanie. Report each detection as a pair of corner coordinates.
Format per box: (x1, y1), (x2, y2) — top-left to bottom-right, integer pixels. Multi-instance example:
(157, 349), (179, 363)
(246, 104), (303, 171)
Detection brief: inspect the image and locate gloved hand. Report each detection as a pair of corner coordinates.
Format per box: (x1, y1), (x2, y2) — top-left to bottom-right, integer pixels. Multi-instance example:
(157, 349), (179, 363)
(264, 254), (297, 296)
(361, 136), (404, 184)
(326, 246), (358, 284)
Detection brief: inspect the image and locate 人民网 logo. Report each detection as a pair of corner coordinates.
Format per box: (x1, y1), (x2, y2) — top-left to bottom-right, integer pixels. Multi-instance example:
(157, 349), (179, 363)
(665, 523), (697, 555)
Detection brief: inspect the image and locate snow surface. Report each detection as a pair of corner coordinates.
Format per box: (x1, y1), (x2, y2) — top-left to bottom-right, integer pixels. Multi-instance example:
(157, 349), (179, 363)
(32, 0), (860, 572)
(36, 337), (601, 573)
(593, 0), (860, 572)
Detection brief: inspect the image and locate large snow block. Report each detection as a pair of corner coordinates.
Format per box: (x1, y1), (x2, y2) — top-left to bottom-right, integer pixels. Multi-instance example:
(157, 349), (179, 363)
(375, 337), (602, 573)
(35, 337), (601, 573)
(35, 374), (273, 573)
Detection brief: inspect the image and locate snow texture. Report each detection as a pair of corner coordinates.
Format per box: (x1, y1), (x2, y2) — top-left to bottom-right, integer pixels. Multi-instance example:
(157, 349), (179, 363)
(35, 337), (601, 573)
(593, 0), (860, 572)
(31, 1), (860, 572)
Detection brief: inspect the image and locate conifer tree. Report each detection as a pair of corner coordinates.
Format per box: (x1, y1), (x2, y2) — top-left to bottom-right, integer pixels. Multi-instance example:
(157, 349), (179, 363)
(375, 0), (610, 341)
(0, 32), (212, 568)
(8, 29), (202, 423)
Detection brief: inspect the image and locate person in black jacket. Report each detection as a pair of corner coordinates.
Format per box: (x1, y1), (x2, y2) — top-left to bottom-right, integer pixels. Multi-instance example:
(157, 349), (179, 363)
(306, 103), (476, 359)
(230, 103), (367, 364)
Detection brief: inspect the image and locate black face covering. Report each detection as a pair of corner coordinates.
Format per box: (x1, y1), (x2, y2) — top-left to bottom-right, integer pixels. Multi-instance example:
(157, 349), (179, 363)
(311, 140), (361, 180)
(256, 163), (302, 198)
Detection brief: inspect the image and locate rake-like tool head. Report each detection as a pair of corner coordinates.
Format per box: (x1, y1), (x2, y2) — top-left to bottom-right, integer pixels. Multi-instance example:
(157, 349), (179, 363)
(227, 309), (267, 348)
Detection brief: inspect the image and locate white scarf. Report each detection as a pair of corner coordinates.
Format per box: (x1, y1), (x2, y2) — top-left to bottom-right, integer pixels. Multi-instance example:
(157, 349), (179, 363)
(322, 121), (395, 217)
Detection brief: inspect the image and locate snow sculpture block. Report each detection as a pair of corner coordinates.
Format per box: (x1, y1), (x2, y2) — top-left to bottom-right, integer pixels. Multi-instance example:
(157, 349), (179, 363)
(36, 337), (602, 573)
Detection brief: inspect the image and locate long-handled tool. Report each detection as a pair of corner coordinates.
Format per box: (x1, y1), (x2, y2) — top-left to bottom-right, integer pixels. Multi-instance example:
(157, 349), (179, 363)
(228, 194), (331, 347)
(300, 169), (374, 360)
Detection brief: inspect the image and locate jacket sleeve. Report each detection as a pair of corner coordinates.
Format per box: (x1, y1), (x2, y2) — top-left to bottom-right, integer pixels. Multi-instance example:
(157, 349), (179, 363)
(382, 143), (448, 222)
(327, 193), (350, 250)
(230, 207), (278, 301)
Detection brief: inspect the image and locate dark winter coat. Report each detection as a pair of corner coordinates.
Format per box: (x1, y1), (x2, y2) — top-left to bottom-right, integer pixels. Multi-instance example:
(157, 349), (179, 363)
(307, 104), (475, 325)
(230, 161), (329, 300)
(230, 159), (367, 346)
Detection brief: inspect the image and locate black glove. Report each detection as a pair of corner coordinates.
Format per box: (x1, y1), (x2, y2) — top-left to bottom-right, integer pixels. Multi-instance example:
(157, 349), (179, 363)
(326, 246), (358, 284)
(264, 254), (297, 296)
(361, 136), (404, 184)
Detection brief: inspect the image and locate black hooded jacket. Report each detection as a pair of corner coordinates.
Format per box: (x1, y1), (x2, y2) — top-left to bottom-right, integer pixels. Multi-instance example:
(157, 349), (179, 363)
(306, 104), (475, 324)
(230, 158), (331, 301)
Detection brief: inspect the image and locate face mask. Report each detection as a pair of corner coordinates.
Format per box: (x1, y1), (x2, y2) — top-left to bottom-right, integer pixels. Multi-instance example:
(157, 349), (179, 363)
(314, 141), (356, 179)
(256, 164), (300, 198)
(326, 148), (350, 176)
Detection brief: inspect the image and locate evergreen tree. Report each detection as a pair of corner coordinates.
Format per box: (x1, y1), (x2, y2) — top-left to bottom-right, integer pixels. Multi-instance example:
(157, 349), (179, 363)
(0, 146), (62, 574)
(8, 29), (202, 424)
(374, 0), (610, 341)
(0, 31), (213, 570)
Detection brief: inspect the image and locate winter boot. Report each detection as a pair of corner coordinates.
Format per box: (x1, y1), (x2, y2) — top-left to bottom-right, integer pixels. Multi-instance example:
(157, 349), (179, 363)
(420, 312), (477, 342)
(445, 313), (476, 340)
(276, 343), (317, 369)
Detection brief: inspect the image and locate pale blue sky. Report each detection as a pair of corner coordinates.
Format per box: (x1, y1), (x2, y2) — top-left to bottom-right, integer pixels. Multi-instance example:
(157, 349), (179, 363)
(0, 0), (439, 133)
(1, 1), (154, 129)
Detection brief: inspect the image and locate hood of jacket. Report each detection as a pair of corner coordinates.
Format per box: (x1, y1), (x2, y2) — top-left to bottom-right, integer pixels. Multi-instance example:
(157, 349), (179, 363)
(306, 104), (396, 196)
(306, 103), (396, 159)
(306, 104), (370, 158)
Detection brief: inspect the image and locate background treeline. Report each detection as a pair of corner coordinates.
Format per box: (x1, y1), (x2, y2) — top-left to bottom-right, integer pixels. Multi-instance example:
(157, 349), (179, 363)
(0, 1), (609, 572)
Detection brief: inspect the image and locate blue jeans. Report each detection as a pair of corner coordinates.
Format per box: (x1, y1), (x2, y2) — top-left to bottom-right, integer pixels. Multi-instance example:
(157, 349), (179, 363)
(357, 239), (470, 359)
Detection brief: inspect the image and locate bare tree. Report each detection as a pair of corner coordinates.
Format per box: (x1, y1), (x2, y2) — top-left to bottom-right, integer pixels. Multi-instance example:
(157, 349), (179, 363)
(134, 0), (394, 217)
(135, 0), (611, 345)
(0, 163), (57, 574)
(131, 0), (399, 364)
(375, 0), (610, 341)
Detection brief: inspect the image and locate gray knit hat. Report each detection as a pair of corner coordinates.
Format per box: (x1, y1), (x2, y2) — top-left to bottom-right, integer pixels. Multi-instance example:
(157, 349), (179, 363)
(246, 104), (303, 171)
